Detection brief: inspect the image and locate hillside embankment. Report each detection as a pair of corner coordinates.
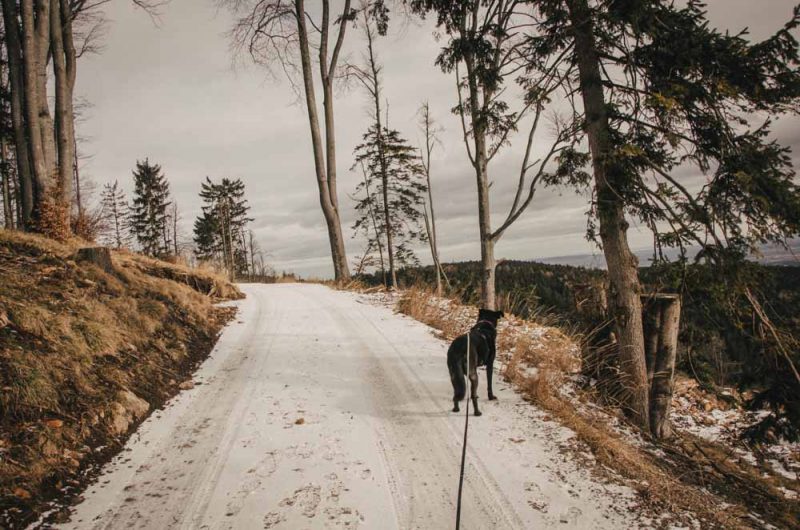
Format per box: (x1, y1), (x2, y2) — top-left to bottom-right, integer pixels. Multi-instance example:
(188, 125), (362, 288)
(0, 230), (241, 527)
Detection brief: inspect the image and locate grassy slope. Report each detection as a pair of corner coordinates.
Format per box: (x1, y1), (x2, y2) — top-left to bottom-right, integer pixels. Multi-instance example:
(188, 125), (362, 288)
(0, 230), (242, 527)
(394, 288), (800, 529)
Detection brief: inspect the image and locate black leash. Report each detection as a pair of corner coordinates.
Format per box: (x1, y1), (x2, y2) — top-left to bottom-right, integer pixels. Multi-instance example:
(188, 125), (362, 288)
(455, 332), (470, 530)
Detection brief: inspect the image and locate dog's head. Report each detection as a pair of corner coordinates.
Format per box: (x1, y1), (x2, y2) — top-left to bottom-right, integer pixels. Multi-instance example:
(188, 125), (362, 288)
(477, 308), (504, 328)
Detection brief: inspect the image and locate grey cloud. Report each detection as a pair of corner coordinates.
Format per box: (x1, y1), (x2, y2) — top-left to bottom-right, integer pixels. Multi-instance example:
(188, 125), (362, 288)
(75, 0), (800, 278)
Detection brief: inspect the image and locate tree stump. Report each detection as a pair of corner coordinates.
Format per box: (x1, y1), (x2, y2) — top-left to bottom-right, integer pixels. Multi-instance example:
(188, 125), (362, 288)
(641, 294), (681, 440)
(75, 247), (115, 274)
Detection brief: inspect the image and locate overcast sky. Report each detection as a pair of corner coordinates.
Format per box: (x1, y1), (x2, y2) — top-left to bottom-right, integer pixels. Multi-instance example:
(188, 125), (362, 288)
(75, 1), (800, 278)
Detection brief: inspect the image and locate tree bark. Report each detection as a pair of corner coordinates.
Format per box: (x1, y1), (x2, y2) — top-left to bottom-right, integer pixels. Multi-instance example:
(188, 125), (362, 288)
(361, 162), (386, 286)
(50, 0), (75, 206)
(34, 0), (55, 184)
(20, 0), (49, 207)
(295, 0), (350, 282)
(566, 0), (650, 429)
(463, 45), (496, 310)
(644, 294), (681, 439)
(2, 0), (34, 227)
(1, 138), (13, 228)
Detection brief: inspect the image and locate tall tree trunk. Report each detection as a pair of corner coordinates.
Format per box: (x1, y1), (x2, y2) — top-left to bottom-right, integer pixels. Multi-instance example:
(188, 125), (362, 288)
(295, 0), (350, 283)
(361, 163), (386, 286)
(424, 167), (442, 297)
(420, 102), (444, 296)
(50, 0), (74, 207)
(19, 0), (49, 208)
(172, 203), (178, 255)
(113, 203), (122, 248)
(2, 0), (34, 227)
(463, 46), (496, 310)
(566, 0), (650, 429)
(1, 138), (13, 228)
(363, 21), (396, 289)
(34, 0), (55, 185)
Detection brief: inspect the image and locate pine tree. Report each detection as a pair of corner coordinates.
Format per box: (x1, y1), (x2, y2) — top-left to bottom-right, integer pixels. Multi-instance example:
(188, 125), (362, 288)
(130, 159), (171, 257)
(351, 125), (428, 278)
(522, 0), (800, 435)
(100, 180), (130, 249)
(193, 177), (252, 279)
(193, 208), (220, 263)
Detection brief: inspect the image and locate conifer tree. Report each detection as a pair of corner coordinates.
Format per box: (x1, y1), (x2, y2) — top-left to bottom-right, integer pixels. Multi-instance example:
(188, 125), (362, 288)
(351, 126), (428, 276)
(521, 0), (800, 434)
(100, 179), (130, 249)
(130, 159), (171, 257)
(193, 177), (252, 279)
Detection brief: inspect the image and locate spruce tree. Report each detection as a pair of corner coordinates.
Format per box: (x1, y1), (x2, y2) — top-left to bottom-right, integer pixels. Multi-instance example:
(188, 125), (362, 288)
(521, 0), (800, 435)
(193, 177), (252, 279)
(100, 180), (130, 249)
(193, 209), (220, 263)
(130, 159), (171, 257)
(351, 126), (428, 277)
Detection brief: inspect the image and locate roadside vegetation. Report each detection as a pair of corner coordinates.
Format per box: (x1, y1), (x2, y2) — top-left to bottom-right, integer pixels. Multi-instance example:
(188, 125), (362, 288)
(0, 229), (241, 527)
(362, 259), (800, 442)
(389, 285), (800, 528)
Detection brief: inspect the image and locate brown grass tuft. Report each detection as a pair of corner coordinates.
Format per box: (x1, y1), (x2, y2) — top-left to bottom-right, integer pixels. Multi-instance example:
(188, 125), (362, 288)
(391, 285), (764, 529)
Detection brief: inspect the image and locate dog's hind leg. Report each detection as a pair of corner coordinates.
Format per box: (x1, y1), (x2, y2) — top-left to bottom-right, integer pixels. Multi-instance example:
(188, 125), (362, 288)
(469, 369), (481, 417)
(487, 358), (497, 401)
(451, 368), (466, 413)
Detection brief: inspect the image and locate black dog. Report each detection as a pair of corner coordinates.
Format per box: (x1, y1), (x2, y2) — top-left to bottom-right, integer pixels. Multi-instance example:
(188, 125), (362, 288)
(446, 309), (504, 416)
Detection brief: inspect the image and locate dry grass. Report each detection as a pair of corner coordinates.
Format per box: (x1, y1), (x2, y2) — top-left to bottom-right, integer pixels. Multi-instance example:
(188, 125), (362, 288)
(0, 229), (241, 526)
(391, 286), (778, 529)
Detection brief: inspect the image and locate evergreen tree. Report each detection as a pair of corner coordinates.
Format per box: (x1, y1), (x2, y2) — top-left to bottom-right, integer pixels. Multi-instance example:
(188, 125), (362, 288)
(193, 177), (252, 279)
(193, 208), (220, 263)
(130, 159), (171, 257)
(351, 125), (428, 277)
(521, 0), (800, 435)
(100, 180), (130, 249)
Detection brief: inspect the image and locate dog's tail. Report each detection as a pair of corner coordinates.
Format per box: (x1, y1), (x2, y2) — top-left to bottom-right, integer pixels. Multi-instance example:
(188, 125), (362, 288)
(448, 338), (467, 401)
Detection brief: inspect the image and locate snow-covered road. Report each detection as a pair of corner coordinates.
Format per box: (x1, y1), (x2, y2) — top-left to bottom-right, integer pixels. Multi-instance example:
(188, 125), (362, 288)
(57, 283), (642, 529)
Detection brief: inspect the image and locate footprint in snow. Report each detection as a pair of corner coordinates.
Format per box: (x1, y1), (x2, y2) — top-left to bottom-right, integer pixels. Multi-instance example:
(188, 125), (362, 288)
(279, 483), (322, 518)
(263, 511), (285, 528)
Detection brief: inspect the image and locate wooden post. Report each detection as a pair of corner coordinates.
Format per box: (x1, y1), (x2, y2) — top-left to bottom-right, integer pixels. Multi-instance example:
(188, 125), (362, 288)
(641, 294), (681, 440)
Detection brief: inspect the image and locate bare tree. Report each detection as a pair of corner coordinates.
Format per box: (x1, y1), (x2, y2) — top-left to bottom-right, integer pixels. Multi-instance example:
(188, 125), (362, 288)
(1, 0), (166, 236)
(418, 101), (448, 296)
(221, 0), (358, 282)
(412, 0), (573, 309)
(169, 201), (181, 256)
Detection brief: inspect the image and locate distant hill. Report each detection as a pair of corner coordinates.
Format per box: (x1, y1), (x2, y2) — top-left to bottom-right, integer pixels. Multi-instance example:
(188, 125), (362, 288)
(536, 240), (800, 269)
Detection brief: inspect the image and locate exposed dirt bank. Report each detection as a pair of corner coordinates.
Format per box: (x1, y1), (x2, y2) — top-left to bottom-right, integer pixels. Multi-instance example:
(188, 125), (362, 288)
(0, 230), (241, 528)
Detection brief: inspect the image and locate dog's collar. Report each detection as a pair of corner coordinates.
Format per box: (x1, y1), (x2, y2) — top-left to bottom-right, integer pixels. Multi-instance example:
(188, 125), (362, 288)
(475, 319), (496, 329)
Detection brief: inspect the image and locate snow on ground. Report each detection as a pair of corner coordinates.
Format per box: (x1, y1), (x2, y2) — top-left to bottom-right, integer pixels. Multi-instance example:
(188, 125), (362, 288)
(51, 284), (649, 529)
(374, 288), (799, 500)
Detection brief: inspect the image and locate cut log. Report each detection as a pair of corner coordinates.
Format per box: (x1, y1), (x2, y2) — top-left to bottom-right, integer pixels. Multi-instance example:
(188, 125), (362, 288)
(75, 247), (114, 274)
(641, 294), (681, 439)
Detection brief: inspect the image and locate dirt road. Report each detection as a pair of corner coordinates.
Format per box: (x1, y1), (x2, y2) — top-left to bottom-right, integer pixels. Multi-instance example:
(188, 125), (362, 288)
(56, 284), (642, 529)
